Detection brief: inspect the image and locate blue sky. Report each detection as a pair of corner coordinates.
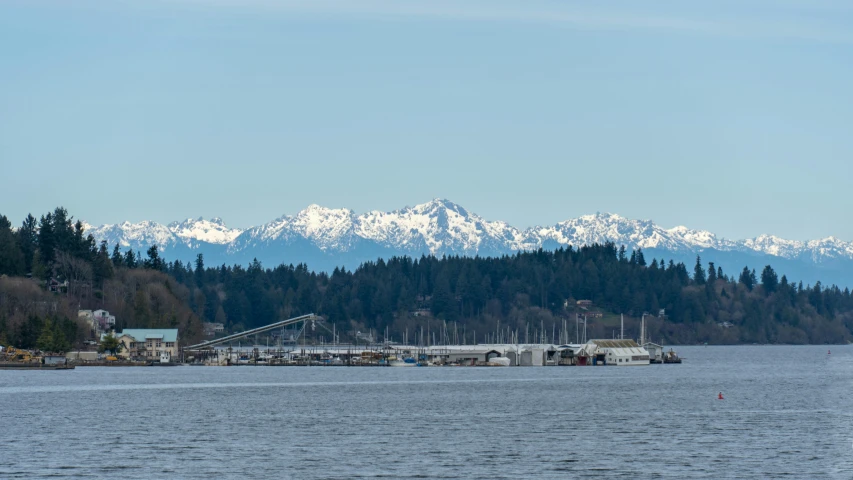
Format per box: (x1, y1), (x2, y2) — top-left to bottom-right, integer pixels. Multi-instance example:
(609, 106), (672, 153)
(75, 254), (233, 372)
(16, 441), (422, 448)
(1, 0), (851, 240)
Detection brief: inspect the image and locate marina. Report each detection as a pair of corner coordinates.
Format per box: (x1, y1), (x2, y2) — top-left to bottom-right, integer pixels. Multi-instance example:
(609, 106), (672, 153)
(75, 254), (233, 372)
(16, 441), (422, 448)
(2, 313), (681, 369)
(179, 313), (677, 367)
(181, 340), (670, 367)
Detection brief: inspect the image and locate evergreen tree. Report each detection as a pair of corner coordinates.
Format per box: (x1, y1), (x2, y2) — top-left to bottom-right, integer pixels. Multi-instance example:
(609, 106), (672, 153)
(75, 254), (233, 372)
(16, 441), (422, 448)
(0, 215), (25, 275)
(760, 265), (779, 293)
(636, 249), (646, 267)
(145, 245), (163, 270)
(17, 214), (38, 272)
(93, 240), (114, 284)
(707, 262), (717, 283)
(31, 249), (48, 280)
(693, 256), (706, 285)
(739, 266), (755, 291)
(111, 244), (124, 268)
(99, 333), (121, 355)
(124, 248), (137, 268)
(194, 253), (205, 285)
(36, 318), (55, 352)
(37, 213), (55, 265)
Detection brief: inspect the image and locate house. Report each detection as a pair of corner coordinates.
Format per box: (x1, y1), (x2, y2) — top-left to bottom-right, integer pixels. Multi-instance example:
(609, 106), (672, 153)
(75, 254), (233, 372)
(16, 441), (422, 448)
(576, 300), (593, 307)
(202, 322), (225, 337)
(48, 278), (68, 293)
(93, 310), (116, 331)
(105, 329), (179, 362)
(78, 310), (95, 330)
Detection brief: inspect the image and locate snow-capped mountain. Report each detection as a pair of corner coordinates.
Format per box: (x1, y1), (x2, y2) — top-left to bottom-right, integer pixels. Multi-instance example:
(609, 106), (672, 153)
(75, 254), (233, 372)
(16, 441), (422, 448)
(82, 199), (853, 285)
(168, 217), (243, 246)
(82, 217), (243, 254)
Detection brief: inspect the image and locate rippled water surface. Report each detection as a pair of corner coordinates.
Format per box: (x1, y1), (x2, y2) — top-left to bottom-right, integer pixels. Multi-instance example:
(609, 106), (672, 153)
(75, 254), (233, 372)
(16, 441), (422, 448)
(2, 345), (852, 479)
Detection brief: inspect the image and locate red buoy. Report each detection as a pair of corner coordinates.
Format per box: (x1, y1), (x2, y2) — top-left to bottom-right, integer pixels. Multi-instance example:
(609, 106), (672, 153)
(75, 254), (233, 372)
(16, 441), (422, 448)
(718, 392), (724, 400)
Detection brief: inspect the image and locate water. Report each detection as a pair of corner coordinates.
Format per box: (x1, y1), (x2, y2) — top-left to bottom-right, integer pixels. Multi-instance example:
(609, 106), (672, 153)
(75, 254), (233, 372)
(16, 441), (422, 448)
(1, 345), (852, 479)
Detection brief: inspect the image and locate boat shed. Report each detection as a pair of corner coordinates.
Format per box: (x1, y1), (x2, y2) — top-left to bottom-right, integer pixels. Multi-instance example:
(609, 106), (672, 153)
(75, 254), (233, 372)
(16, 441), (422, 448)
(643, 343), (663, 363)
(589, 339), (650, 366)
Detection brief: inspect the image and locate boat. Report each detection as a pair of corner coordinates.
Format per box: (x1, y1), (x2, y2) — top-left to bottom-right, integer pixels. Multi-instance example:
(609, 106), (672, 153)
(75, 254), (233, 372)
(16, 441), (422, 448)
(389, 357), (417, 367)
(487, 357), (511, 366)
(663, 348), (682, 364)
(0, 362), (75, 370)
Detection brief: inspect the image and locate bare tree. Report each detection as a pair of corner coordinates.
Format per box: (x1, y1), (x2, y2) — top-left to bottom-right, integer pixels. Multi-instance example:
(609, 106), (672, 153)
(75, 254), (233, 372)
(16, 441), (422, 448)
(54, 251), (93, 298)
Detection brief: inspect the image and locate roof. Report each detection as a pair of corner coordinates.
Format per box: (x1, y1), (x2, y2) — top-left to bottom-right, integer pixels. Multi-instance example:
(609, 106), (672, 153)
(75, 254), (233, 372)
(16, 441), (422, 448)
(114, 329), (178, 343)
(589, 339), (640, 348)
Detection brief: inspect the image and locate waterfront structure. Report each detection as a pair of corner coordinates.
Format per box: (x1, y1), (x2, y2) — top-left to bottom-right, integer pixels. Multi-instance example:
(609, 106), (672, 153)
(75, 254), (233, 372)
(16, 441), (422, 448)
(588, 339), (650, 365)
(643, 343), (663, 363)
(43, 355), (68, 365)
(106, 329), (179, 362)
(65, 351), (100, 362)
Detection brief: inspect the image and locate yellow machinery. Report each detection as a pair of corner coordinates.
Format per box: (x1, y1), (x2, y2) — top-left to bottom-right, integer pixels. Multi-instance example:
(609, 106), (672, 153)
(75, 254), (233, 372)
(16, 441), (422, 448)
(3, 347), (35, 362)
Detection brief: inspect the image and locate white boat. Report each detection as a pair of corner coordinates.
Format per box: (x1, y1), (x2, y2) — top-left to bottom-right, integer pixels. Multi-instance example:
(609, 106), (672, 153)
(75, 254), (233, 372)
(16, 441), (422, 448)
(389, 357), (417, 367)
(487, 357), (511, 366)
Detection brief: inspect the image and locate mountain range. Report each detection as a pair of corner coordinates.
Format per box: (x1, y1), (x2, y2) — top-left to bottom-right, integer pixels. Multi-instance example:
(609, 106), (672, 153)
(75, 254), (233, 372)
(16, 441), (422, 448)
(82, 199), (853, 286)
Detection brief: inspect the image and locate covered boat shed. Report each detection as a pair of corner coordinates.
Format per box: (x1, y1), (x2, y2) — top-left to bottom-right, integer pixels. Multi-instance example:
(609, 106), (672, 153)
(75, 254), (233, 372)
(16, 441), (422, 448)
(589, 339), (650, 366)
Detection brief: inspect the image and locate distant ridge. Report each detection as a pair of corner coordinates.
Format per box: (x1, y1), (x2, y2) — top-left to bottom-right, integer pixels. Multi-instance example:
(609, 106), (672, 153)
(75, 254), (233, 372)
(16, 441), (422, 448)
(82, 199), (853, 286)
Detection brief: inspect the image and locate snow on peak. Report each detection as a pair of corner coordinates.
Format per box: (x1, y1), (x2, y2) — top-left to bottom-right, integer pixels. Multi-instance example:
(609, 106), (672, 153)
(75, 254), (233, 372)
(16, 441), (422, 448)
(354, 199), (520, 254)
(168, 217), (243, 245)
(292, 205), (355, 250)
(84, 220), (176, 249)
(81, 200), (853, 264)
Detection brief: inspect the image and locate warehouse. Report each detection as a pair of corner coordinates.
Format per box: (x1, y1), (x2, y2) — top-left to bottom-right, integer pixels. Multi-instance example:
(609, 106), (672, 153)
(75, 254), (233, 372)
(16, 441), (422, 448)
(589, 339), (650, 366)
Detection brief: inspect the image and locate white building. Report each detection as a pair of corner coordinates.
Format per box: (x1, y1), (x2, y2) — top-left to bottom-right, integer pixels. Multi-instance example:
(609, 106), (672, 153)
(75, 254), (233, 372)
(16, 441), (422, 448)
(93, 310), (116, 330)
(643, 343), (663, 363)
(589, 339), (650, 366)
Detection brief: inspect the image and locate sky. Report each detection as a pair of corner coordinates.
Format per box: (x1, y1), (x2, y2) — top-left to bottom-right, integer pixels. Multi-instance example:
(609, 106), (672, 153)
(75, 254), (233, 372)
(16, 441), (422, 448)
(1, 0), (851, 241)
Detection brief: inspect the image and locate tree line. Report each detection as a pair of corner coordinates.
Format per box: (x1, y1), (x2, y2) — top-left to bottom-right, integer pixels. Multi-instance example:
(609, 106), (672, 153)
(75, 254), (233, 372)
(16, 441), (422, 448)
(0, 208), (202, 350)
(2, 207), (853, 347)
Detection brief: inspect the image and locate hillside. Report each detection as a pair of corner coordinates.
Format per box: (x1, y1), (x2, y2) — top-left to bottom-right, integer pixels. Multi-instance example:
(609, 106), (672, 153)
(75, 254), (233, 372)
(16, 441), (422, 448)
(2, 207), (852, 347)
